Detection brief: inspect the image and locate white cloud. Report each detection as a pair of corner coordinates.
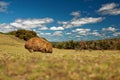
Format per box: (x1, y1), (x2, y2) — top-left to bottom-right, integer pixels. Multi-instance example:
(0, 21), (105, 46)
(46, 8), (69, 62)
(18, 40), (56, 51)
(58, 21), (68, 25)
(91, 31), (101, 36)
(38, 31), (52, 36)
(50, 26), (64, 30)
(113, 32), (120, 36)
(75, 35), (81, 38)
(39, 32), (44, 35)
(73, 28), (91, 36)
(66, 32), (71, 35)
(45, 33), (51, 35)
(40, 32), (51, 36)
(32, 29), (36, 32)
(39, 26), (48, 30)
(0, 18), (54, 33)
(98, 3), (117, 11)
(53, 31), (63, 36)
(60, 17), (103, 28)
(0, 1), (9, 12)
(10, 18), (53, 29)
(57, 11), (104, 29)
(73, 28), (102, 37)
(74, 28), (91, 32)
(98, 3), (120, 15)
(10, 22), (23, 28)
(0, 23), (16, 33)
(71, 17), (103, 26)
(73, 29), (101, 37)
(70, 11), (80, 17)
(56, 11), (104, 29)
(102, 27), (117, 32)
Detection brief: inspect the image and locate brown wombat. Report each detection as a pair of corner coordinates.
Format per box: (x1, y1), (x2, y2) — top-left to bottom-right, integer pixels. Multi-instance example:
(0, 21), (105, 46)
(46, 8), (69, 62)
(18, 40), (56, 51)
(25, 37), (52, 53)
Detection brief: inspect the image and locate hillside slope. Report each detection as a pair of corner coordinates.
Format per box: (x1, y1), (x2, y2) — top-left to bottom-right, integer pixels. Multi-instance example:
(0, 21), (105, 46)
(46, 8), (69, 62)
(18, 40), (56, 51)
(0, 34), (24, 45)
(0, 34), (28, 53)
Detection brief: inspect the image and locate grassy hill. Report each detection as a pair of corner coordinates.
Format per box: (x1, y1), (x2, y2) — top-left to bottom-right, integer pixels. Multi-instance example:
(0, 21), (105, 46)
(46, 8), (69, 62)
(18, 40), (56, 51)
(0, 34), (24, 45)
(0, 34), (120, 80)
(0, 34), (27, 54)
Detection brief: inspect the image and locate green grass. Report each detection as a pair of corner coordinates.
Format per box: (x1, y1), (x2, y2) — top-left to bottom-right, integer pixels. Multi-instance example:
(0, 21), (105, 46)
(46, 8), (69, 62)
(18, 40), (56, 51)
(0, 34), (120, 80)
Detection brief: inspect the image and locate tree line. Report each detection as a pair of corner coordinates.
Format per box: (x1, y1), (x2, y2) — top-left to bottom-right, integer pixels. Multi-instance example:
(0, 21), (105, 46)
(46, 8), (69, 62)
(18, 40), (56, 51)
(52, 38), (120, 50)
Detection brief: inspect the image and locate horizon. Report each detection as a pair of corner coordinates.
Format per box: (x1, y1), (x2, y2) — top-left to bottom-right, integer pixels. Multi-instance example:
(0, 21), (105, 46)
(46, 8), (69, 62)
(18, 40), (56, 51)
(0, 0), (120, 42)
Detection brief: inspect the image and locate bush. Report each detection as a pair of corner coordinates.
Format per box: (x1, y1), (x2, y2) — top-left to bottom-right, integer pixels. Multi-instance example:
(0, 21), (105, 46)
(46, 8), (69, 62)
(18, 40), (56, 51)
(8, 29), (37, 41)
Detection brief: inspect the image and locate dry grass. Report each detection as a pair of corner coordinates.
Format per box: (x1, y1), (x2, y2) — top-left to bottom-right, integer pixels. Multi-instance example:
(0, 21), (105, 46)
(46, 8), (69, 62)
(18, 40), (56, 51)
(0, 34), (120, 80)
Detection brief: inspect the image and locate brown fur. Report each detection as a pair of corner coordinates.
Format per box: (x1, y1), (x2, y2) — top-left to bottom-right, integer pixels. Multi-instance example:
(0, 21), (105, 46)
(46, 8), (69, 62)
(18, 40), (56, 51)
(25, 37), (52, 53)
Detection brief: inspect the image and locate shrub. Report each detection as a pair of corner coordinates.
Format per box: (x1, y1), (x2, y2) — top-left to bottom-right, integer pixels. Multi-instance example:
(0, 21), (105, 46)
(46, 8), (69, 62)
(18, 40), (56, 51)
(8, 29), (37, 41)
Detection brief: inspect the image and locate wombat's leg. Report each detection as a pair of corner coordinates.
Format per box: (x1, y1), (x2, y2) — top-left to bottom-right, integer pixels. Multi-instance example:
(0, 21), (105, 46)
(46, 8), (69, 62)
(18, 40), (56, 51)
(41, 49), (46, 53)
(29, 49), (33, 53)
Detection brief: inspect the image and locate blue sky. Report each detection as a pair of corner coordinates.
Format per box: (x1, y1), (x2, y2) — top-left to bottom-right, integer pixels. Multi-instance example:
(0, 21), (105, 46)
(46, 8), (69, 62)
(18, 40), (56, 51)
(0, 0), (120, 42)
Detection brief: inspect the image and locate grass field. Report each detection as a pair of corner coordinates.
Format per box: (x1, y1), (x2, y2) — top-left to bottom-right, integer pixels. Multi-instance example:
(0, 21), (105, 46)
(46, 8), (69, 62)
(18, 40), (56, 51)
(0, 34), (120, 80)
